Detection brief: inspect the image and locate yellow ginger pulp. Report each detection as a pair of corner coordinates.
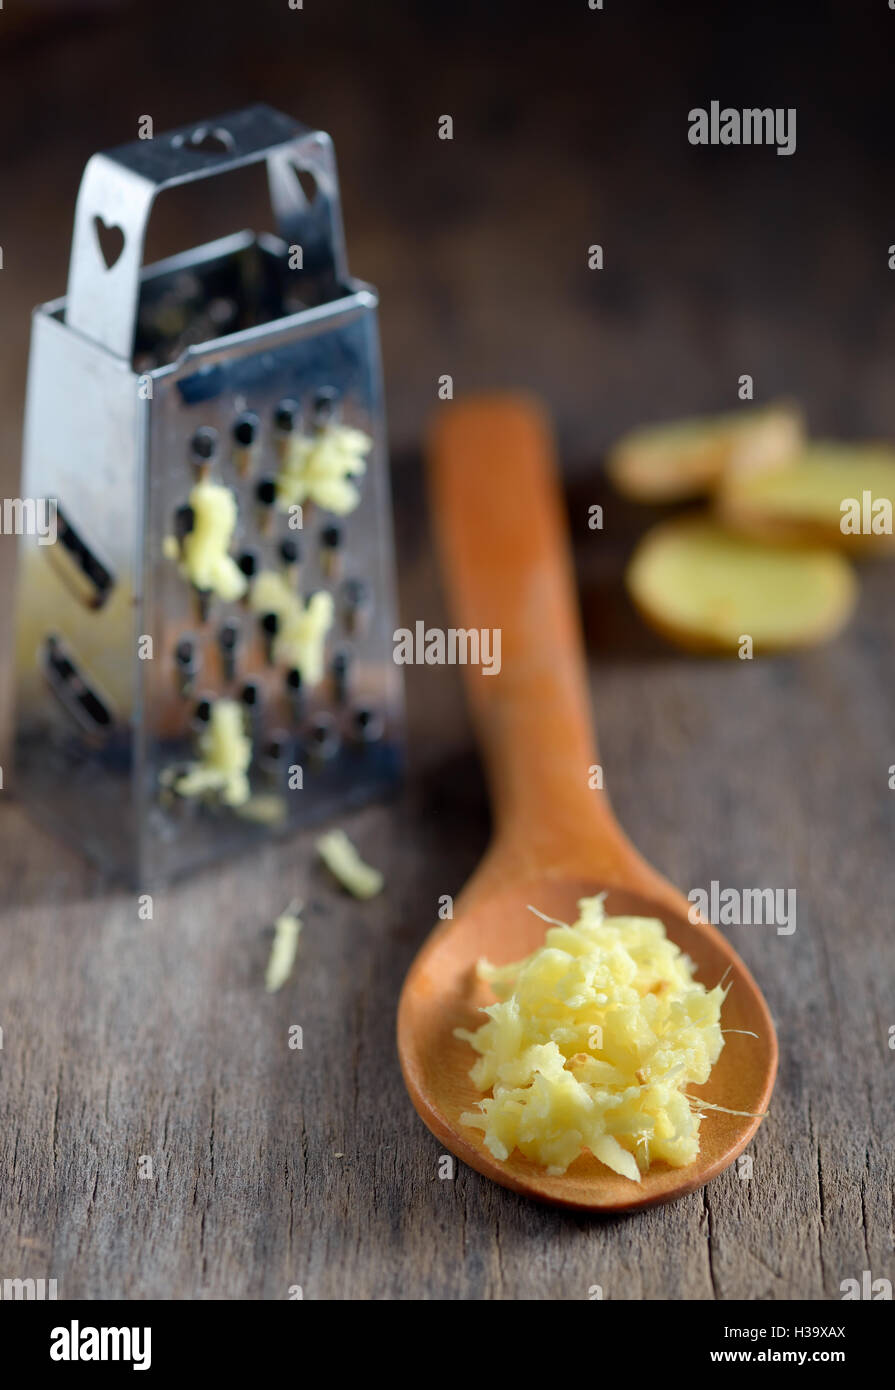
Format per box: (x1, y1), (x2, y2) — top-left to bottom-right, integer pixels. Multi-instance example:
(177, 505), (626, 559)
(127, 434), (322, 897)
(265, 908), (302, 993)
(249, 570), (334, 687)
(456, 896), (725, 1179)
(316, 829), (383, 899)
(169, 698), (252, 807)
(167, 480), (247, 601)
(276, 423), (372, 516)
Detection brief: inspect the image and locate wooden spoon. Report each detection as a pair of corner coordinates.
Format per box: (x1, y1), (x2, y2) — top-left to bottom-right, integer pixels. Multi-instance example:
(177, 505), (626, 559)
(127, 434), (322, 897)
(397, 394), (778, 1211)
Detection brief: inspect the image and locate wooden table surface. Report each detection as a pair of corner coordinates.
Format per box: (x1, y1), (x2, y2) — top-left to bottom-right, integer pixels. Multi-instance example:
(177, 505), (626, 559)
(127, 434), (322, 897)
(0, 0), (893, 1300)
(0, 458), (892, 1299)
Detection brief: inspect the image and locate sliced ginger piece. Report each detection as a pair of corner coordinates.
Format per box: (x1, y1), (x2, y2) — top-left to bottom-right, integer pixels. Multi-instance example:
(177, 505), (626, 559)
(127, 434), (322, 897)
(607, 403), (803, 503)
(626, 515), (857, 653)
(717, 441), (895, 553)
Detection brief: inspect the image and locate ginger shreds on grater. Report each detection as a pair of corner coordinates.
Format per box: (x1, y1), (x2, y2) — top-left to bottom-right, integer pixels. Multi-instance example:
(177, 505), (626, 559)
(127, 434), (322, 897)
(276, 423), (372, 515)
(162, 698), (252, 807)
(166, 479), (247, 601)
(249, 570), (334, 687)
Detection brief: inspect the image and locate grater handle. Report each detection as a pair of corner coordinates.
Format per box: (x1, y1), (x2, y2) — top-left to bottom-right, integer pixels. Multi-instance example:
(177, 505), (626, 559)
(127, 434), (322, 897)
(65, 104), (349, 360)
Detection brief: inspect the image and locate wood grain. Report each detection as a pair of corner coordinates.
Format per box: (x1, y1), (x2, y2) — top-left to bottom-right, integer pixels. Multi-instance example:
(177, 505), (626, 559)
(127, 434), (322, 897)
(0, 0), (892, 1300)
(0, 463), (892, 1295)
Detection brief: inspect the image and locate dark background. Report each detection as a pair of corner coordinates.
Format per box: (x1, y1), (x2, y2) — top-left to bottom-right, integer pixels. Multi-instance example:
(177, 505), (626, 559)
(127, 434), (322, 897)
(2, 0), (894, 738)
(1, 0), (894, 459)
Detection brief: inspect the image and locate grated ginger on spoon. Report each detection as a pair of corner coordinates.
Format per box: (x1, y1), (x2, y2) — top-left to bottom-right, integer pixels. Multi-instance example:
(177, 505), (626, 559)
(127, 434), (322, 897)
(455, 895), (729, 1180)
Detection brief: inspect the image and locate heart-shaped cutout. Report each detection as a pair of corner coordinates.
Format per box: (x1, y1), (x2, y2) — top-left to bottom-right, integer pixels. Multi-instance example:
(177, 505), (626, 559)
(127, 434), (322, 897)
(177, 126), (234, 156)
(93, 216), (125, 270)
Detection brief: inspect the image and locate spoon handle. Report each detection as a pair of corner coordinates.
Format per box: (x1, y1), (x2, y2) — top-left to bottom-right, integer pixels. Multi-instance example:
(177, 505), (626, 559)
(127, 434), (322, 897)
(427, 394), (624, 874)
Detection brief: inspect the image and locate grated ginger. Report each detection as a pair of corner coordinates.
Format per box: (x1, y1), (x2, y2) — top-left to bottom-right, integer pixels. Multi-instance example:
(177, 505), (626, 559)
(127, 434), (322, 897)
(165, 480), (247, 601)
(249, 570), (334, 686)
(455, 896), (726, 1179)
(276, 423), (372, 516)
(316, 829), (383, 899)
(163, 698), (252, 807)
(265, 904), (302, 993)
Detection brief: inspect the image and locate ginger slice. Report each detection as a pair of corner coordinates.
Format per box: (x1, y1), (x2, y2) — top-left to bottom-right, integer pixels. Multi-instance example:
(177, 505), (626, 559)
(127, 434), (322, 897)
(626, 515), (857, 653)
(607, 403), (803, 503)
(717, 441), (895, 553)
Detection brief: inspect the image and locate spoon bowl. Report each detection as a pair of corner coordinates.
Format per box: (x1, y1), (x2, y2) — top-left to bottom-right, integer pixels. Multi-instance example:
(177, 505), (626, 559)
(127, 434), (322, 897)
(400, 871), (776, 1211)
(397, 395), (778, 1211)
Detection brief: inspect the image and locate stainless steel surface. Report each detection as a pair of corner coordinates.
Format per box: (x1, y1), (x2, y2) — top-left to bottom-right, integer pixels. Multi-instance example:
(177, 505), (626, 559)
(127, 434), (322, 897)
(14, 107), (403, 885)
(66, 104), (347, 361)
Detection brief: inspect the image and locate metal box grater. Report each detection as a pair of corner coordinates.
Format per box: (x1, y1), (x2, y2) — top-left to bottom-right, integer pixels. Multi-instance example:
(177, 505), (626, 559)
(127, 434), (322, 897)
(13, 105), (404, 886)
